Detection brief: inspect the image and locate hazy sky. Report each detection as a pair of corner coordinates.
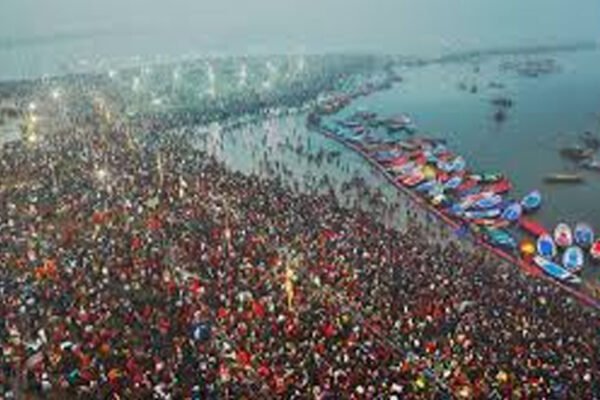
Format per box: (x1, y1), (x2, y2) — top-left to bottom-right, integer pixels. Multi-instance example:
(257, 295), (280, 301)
(1, 0), (599, 78)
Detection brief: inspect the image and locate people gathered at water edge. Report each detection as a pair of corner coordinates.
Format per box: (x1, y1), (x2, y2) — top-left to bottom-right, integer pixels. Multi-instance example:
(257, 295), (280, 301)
(0, 103), (599, 399)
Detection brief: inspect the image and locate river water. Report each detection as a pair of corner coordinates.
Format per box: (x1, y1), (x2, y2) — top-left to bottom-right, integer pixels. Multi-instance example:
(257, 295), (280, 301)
(344, 50), (600, 231)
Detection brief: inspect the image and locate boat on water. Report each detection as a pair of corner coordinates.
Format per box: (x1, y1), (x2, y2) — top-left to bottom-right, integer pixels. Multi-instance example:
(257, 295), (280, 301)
(443, 175), (463, 190)
(543, 174), (584, 184)
(460, 191), (495, 209)
(373, 150), (403, 162)
(456, 178), (478, 194)
(520, 217), (548, 237)
(385, 114), (415, 132)
(554, 223), (573, 248)
(483, 178), (512, 195)
(501, 202), (522, 222)
(471, 194), (503, 210)
(574, 223), (594, 248)
(521, 190), (542, 212)
(482, 227), (517, 250)
(451, 156), (467, 172)
(384, 155), (410, 167)
(537, 234), (557, 258)
(415, 180), (437, 193)
(533, 256), (581, 284)
(580, 159), (600, 171)
(447, 203), (465, 216)
(401, 171), (426, 187)
(473, 218), (510, 229)
(559, 146), (595, 161)
(471, 173), (504, 184)
(464, 208), (502, 220)
(591, 240), (600, 260)
(388, 161), (417, 176)
(562, 246), (585, 272)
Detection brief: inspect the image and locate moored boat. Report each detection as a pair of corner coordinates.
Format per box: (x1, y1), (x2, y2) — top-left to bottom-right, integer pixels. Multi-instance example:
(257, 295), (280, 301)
(533, 256), (581, 284)
(544, 174), (584, 184)
(401, 171), (426, 187)
(385, 155), (410, 167)
(501, 202), (522, 222)
(521, 190), (542, 212)
(443, 175), (463, 190)
(473, 218), (510, 229)
(562, 246), (584, 272)
(471, 173), (504, 183)
(483, 178), (512, 194)
(389, 161), (417, 176)
(580, 159), (600, 171)
(460, 191), (495, 209)
(415, 180), (437, 193)
(574, 223), (594, 248)
(456, 178), (478, 194)
(464, 208), (502, 220)
(591, 240), (600, 260)
(537, 234), (557, 258)
(519, 217), (548, 237)
(471, 194), (503, 210)
(554, 223), (573, 248)
(483, 227), (517, 250)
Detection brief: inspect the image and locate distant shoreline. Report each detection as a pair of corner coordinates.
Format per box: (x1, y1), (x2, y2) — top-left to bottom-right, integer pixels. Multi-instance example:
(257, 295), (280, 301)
(1, 40), (598, 85)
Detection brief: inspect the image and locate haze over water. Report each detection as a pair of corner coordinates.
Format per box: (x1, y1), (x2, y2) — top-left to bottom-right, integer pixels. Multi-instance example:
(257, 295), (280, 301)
(1, 0), (600, 80)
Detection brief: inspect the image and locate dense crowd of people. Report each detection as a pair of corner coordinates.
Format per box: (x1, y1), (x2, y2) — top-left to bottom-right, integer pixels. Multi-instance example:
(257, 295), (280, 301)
(0, 88), (599, 400)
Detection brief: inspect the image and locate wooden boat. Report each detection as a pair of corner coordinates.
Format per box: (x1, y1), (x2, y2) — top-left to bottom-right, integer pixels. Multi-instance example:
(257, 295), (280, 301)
(521, 190), (542, 212)
(533, 256), (581, 284)
(543, 174), (584, 184)
(537, 234), (557, 258)
(562, 246), (584, 272)
(460, 191), (495, 209)
(388, 162), (417, 176)
(473, 219), (510, 229)
(447, 203), (465, 216)
(450, 156), (466, 172)
(443, 175), (463, 190)
(472, 194), (503, 210)
(456, 178), (478, 194)
(559, 146), (594, 161)
(501, 202), (522, 222)
(554, 223), (573, 248)
(415, 180), (437, 193)
(401, 171), (426, 187)
(519, 218), (548, 237)
(574, 223), (594, 248)
(580, 159), (600, 171)
(385, 156), (410, 167)
(464, 208), (502, 220)
(471, 173), (504, 184)
(591, 240), (600, 260)
(483, 178), (512, 194)
(482, 227), (517, 250)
